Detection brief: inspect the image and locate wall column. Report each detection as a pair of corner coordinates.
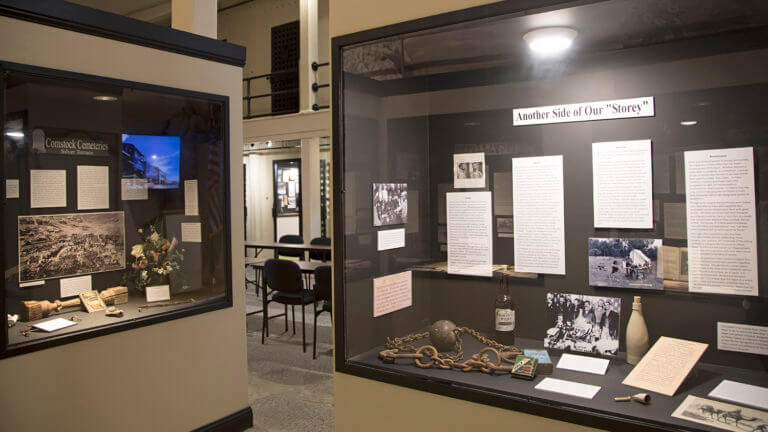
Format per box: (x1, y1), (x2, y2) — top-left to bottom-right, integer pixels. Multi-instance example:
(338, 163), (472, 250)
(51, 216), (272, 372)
(172, 0), (217, 38)
(299, 0), (319, 112)
(301, 137), (321, 239)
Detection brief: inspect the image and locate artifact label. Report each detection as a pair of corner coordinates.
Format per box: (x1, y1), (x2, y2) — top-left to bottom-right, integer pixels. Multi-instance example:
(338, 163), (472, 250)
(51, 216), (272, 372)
(181, 222), (202, 243)
(513, 96), (654, 126)
(185, 180), (199, 216)
(33, 317), (77, 332)
(592, 140), (653, 229)
(622, 336), (708, 396)
(30, 169), (66, 208)
(685, 147), (758, 295)
(717, 322), (768, 356)
(447, 192), (493, 277)
(373, 271), (412, 317)
(146, 285), (171, 303)
(556, 353), (610, 375)
(495, 308), (515, 331)
(77, 165), (110, 210)
(534, 377), (601, 400)
(513, 155), (565, 275)
(6, 179), (19, 199)
(709, 380), (768, 410)
(377, 228), (405, 251)
(60, 275), (92, 298)
(121, 178), (148, 200)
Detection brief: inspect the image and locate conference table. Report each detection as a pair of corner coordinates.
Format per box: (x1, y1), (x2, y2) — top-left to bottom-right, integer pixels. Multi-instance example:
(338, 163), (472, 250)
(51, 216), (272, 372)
(244, 241), (331, 261)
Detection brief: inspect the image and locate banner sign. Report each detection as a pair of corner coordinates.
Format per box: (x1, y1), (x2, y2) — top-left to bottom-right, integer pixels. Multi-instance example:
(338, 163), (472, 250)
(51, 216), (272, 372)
(513, 96), (654, 126)
(31, 128), (114, 157)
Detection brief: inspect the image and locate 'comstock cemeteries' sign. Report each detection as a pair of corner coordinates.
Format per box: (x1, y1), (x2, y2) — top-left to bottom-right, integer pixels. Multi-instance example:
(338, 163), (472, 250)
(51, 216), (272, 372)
(32, 128), (113, 156)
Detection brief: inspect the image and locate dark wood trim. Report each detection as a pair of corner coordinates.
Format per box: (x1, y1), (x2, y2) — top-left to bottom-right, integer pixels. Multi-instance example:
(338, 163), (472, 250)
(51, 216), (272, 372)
(0, 65), (7, 353)
(0, 60), (234, 359)
(191, 407), (253, 432)
(0, 0), (246, 67)
(330, 1), (731, 431)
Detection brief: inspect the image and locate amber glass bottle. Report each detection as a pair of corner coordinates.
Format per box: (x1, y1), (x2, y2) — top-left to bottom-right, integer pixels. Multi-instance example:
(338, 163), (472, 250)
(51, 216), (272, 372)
(494, 276), (516, 345)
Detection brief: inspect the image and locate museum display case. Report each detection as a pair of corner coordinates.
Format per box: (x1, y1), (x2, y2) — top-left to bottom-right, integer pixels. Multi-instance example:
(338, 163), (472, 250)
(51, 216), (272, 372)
(1, 61), (232, 357)
(332, 1), (768, 430)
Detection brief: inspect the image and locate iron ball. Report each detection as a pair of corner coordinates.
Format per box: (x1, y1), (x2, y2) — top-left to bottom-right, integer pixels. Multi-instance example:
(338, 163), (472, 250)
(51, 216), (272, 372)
(429, 320), (459, 352)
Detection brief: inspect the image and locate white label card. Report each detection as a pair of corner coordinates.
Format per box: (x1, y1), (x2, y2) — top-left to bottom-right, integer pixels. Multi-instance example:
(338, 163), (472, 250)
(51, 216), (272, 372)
(447, 192), (493, 277)
(556, 353), (610, 375)
(59, 275), (92, 298)
(77, 165), (110, 210)
(33, 318), (77, 332)
(534, 378), (601, 400)
(709, 380), (768, 410)
(145, 285), (171, 302)
(30, 169), (66, 208)
(181, 222), (202, 243)
(513, 96), (654, 126)
(184, 180), (199, 216)
(377, 228), (405, 251)
(717, 322), (768, 356)
(6, 179), (19, 199)
(121, 178), (148, 200)
(373, 271), (412, 317)
(592, 140), (653, 228)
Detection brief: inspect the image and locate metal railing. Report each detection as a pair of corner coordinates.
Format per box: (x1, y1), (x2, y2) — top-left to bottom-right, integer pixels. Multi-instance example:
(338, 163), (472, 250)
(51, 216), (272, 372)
(311, 61), (330, 111)
(243, 68), (299, 119)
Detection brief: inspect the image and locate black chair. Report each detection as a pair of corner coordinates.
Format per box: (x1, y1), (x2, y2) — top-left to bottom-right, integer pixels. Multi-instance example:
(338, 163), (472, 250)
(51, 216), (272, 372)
(312, 265), (332, 359)
(263, 259), (314, 352)
(277, 234), (305, 260)
(308, 237), (331, 262)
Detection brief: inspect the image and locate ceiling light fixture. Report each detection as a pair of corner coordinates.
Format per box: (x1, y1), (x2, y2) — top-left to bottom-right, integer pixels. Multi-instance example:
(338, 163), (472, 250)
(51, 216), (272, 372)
(680, 121), (698, 126)
(523, 27), (578, 56)
(93, 95), (118, 102)
(5, 131), (24, 138)
(266, 141), (273, 147)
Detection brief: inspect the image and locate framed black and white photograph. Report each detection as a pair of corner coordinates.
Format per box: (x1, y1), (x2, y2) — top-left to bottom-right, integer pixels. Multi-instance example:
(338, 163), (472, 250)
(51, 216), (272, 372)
(496, 216), (514, 238)
(672, 395), (768, 432)
(373, 183), (408, 227)
(18, 211), (126, 282)
(588, 238), (663, 290)
(544, 292), (620, 356)
(453, 152), (485, 188)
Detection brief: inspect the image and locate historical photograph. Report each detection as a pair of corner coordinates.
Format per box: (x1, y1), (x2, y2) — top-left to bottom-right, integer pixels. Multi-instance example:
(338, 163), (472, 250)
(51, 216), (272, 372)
(453, 152), (485, 188)
(373, 183), (408, 227)
(496, 216), (514, 238)
(672, 395), (768, 432)
(588, 238), (663, 290)
(18, 211), (126, 282)
(544, 292), (620, 356)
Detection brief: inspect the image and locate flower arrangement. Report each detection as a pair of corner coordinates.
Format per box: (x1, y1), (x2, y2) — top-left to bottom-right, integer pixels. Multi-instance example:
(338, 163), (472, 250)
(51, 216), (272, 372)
(124, 224), (183, 292)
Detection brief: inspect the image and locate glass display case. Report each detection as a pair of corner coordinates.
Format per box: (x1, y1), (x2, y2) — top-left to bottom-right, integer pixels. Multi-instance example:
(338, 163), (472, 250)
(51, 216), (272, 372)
(332, 1), (768, 430)
(1, 61), (232, 357)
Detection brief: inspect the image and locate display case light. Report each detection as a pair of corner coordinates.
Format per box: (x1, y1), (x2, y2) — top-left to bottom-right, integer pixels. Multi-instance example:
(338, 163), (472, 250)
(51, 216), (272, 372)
(5, 131), (24, 138)
(93, 95), (118, 101)
(523, 27), (577, 56)
(680, 120), (698, 126)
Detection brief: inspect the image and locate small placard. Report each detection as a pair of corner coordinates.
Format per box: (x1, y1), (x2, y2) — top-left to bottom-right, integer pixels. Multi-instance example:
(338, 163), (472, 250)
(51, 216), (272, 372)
(146, 285), (171, 303)
(184, 180), (199, 216)
(556, 353), (610, 375)
(78, 290), (106, 313)
(373, 271), (412, 317)
(181, 222), (201, 243)
(709, 380), (768, 410)
(717, 322), (768, 356)
(377, 228), (405, 251)
(60, 275), (92, 298)
(121, 178), (148, 200)
(513, 96), (654, 126)
(33, 318), (77, 332)
(6, 179), (19, 199)
(535, 377), (601, 400)
(19, 280), (45, 288)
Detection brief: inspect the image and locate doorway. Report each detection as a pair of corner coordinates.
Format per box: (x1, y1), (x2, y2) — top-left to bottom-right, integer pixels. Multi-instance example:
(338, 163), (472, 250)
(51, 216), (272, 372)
(273, 158), (302, 241)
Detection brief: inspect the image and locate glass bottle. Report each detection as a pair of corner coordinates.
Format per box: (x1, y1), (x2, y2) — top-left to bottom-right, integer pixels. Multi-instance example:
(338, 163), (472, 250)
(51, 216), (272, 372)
(494, 276), (516, 345)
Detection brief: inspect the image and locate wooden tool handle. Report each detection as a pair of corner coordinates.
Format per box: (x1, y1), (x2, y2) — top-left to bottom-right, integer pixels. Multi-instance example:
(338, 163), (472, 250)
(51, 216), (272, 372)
(58, 298), (82, 309)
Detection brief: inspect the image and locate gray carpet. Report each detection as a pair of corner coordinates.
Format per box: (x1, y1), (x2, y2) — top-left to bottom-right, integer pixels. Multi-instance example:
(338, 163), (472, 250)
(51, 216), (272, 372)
(244, 289), (333, 432)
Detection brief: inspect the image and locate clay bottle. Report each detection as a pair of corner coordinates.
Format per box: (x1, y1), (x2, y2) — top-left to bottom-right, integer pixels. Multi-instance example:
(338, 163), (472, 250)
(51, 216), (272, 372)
(626, 296), (649, 365)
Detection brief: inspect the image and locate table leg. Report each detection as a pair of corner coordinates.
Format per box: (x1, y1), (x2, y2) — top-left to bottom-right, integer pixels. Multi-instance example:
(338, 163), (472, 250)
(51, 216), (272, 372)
(261, 267), (268, 344)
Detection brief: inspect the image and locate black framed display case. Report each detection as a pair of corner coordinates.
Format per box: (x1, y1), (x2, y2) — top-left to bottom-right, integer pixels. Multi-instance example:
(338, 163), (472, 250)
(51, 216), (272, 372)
(332, 1), (768, 431)
(1, 60), (232, 358)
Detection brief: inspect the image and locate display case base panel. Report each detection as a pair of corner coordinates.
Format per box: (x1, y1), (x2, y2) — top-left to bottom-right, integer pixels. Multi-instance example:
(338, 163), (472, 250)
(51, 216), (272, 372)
(351, 336), (768, 432)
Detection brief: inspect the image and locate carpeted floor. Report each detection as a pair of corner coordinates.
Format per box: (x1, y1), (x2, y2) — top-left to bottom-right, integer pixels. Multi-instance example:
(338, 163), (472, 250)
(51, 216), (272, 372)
(243, 288), (333, 432)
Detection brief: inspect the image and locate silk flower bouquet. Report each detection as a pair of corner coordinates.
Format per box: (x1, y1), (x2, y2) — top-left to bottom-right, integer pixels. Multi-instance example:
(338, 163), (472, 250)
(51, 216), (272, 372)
(124, 224), (184, 292)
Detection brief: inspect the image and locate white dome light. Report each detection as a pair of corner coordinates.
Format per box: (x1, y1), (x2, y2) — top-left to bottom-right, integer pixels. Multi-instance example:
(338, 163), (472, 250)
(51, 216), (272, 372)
(523, 27), (578, 56)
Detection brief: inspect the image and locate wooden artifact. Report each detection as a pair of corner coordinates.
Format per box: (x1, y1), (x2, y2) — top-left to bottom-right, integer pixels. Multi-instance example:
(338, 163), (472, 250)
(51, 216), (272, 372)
(100, 286), (128, 305)
(21, 298), (81, 321)
(614, 393), (651, 404)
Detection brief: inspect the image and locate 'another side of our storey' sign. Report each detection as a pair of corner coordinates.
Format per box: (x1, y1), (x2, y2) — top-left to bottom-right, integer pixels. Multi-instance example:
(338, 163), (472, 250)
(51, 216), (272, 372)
(513, 97), (654, 126)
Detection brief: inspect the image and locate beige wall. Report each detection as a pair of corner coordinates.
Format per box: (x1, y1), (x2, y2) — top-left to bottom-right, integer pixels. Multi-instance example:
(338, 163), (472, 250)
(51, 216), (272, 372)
(328, 1), (602, 430)
(0, 16), (248, 432)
